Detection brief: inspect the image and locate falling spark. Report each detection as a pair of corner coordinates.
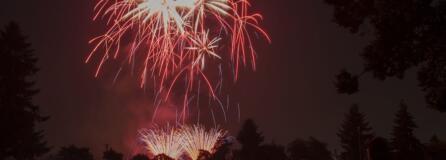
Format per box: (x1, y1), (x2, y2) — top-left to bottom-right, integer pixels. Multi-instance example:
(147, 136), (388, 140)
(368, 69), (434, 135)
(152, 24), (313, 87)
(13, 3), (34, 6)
(88, 0), (270, 120)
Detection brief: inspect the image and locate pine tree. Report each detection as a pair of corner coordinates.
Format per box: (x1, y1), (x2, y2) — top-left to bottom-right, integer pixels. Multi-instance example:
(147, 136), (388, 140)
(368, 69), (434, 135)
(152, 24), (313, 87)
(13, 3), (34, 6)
(391, 101), (423, 160)
(0, 22), (49, 160)
(236, 119), (264, 160)
(337, 104), (373, 160)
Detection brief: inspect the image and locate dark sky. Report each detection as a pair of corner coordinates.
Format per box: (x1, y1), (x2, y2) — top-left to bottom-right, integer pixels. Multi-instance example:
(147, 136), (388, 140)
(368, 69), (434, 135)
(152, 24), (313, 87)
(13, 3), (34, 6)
(1, 0), (445, 158)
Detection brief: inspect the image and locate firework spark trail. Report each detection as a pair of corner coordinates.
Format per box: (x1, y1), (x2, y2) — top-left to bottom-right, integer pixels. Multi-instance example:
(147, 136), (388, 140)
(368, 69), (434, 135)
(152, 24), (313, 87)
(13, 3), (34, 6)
(139, 126), (184, 159)
(180, 125), (226, 160)
(88, 0), (270, 120)
(139, 125), (226, 160)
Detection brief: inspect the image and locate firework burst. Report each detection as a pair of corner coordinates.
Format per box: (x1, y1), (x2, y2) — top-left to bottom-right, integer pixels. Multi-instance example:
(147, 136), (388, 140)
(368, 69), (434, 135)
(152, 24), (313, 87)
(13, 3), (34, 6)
(88, 0), (270, 119)
(139, 125), (226, 160)
(180, 125), (226, 160)
(139, 126), (184, 159)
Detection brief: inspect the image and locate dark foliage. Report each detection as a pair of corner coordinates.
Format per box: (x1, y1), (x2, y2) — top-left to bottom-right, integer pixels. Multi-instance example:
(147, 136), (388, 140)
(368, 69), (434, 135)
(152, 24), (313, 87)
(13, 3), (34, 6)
(54, 145), (94, 160)
(153, 154), (174, 160)
(287, 137), (333, 160)
(427, 135), (446, 160)
(367, 137), (392, 160)
(325, 0), (446, 112)
(337, 105), (373, 160)
(197, 150), (212, 160)
(103, 145), (123, 160)
(258, 143), (288, 160)
(212, 137), (234, 160)
(334, 69), (359, 95)
(131, 154), (151, 160)
(391, 102), (424, 160)
(235, 121), (288, 160)
(236, 119), (264, 160)
(287, 138), (308, 160)
(0, 22), (49, 160)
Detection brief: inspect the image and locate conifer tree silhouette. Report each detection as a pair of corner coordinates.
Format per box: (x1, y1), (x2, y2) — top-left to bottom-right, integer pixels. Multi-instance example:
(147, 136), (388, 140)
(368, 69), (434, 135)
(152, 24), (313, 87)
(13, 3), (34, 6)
(236, 119), (264, 160)
(391, 102), (423, 160)
(337, 105), (373, 160)
(0, 21), (49, 160)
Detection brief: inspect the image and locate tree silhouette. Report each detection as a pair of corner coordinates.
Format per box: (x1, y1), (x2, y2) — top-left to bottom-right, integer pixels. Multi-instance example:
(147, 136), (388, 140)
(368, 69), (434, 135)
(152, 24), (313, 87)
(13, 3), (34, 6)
(152, 154), (174, 160)
(287, 138), (308, 160)
(131, 154), (150, 160)
(197, 150), (212, 160)
(258, 143), (288, 160)
(391, 102), (423, 160)
(334, 69), (359, 95)
(54, 145), (94, 160)
(367, 137), (391, 160)
(427, 135), (446, 160)
(103, 145), (123, 160)
(0, 22), (49, 160)
(325, 0), (446, 112)
(287, 137), (333, 160)
(337, 104), (373, 160)
(306, 138), (333, 160)
(236, 119), (264, 160)
(212, 137), (234, 160)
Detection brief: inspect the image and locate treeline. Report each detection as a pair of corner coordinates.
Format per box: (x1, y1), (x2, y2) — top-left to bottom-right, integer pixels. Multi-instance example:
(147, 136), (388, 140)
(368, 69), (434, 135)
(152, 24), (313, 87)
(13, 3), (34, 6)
(39, 103), (446, 160)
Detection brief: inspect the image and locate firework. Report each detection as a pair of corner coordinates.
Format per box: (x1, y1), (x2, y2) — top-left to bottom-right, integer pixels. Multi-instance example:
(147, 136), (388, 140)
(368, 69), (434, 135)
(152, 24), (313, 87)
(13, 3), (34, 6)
(139, 125), (226, 160)
(139, 126), (184, 159)
(180, 125), (226, 160)
(88, 0), (269, 95)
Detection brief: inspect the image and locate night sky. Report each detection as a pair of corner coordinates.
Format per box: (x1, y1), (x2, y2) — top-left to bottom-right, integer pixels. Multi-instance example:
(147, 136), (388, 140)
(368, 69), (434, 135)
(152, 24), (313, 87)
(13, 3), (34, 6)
(1, 0), (445, 158)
